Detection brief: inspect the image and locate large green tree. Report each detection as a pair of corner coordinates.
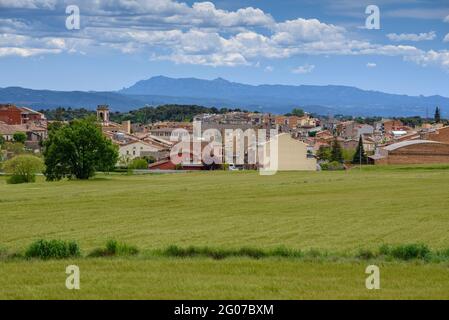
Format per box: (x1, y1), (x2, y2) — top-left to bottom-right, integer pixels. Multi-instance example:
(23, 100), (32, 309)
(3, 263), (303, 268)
(330, 138), (344, 163)
(43, 117), (118, 180)
(352, 135), (368, 164)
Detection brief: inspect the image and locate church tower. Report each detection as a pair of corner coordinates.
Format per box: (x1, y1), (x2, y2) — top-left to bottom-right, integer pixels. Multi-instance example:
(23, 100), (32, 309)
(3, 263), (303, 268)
(97, 105), (110, 125)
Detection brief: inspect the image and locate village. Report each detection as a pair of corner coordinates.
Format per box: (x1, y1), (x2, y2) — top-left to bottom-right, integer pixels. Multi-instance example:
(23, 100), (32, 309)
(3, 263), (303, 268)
(1, 102), (449, 172)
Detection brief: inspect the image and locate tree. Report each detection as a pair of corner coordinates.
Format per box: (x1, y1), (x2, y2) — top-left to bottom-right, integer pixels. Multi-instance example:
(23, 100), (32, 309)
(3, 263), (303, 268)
(316, 145), (331, 161)
(43, 117), (118, 180)
(3, 155), (44, 184)
(352, 135), (368, 164)
(287, 108), (305, 117)
(13, 132), (27, 144)
(330, 138), (344, 163)
(435, 107), (441, 123)
(0, 135), (5, 146)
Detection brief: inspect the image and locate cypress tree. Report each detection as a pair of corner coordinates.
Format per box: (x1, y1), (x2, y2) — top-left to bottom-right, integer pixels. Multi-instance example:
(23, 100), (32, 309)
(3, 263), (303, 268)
(435, 107), (441, 123)
(330, 137), (344, 163)
(352, 135), (367, 164)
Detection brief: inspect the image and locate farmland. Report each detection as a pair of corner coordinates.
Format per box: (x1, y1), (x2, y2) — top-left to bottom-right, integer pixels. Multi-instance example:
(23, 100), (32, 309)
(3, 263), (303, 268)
(1, 166), (449, 299)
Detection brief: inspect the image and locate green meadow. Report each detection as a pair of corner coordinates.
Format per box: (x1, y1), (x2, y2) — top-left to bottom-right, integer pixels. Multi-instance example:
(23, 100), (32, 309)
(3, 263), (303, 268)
(1, 165), (449, 299)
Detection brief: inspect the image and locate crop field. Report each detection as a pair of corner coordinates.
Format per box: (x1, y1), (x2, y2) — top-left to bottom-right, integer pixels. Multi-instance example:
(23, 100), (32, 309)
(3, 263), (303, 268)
(1, 165), (449, 299)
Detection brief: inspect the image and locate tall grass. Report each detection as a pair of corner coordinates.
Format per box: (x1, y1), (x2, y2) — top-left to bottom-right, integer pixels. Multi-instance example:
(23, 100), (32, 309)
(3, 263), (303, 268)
(25, 240), (80, 260)
(88, 240), (139, 257)
(159, 245), (303, 260)
(3, 241), (449, 262)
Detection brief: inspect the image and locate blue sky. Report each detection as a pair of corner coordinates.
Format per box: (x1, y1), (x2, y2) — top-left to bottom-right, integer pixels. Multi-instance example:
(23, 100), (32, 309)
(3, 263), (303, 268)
(0, 0), (448, 96)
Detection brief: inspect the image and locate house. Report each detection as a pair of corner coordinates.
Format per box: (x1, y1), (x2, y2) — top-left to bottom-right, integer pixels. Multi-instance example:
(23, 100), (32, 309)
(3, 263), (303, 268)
(0, 104), (46, 125)
(106, 131), (165, 160)
(0, 121), (47, 151)
(260, 133), (317, 171)
(369, 140), (449, 165)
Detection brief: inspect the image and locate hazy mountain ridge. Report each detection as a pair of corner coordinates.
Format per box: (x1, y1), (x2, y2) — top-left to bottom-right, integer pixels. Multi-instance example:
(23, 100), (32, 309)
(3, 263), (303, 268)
(1, 76), (448, 117)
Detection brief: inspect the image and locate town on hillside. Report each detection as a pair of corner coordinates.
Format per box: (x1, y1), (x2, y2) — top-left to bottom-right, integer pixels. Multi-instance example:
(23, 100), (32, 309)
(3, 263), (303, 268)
(1, 103), (449, 171)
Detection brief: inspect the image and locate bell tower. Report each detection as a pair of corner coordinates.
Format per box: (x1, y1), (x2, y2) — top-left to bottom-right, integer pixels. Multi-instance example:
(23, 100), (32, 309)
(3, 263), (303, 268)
(97, 105), (110, 125)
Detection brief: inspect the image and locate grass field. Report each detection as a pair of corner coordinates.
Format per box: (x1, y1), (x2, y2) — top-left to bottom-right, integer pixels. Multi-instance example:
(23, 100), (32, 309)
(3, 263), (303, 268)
(1, 166), (449, 299)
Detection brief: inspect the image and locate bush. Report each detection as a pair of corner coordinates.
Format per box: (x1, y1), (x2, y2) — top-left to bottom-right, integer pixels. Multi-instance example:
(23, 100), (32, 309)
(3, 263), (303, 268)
(321, 161), (344, 171)
(3, 155), (44, 184)
(129, 158), (148, 170)
(379, 244), (431, 261)
(25, 239), (80, 260)
(88, 240), (139, 257)
(13, 132), (27, 144)
(7, 174), (34, 184)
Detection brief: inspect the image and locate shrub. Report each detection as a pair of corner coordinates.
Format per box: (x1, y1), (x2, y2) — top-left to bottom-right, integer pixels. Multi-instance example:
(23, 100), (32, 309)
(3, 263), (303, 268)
(25, 239), (80, 260)
(129, 158), (148, 170)
(13, 132), (27, 144)
(3, 155), (44, 184)
(88, 240), (139, 257)
(7, 174), (34, 184)
(379, 244), (431, 261)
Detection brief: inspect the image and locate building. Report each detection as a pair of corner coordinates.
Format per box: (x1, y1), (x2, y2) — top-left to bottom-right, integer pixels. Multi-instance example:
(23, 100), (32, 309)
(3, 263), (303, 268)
(260, 133), (317, 171)
(369, 140), (449, 165)
(424, 126), (449, 144)
(0, 104), (22, 125)
(0, 104), (45, 125)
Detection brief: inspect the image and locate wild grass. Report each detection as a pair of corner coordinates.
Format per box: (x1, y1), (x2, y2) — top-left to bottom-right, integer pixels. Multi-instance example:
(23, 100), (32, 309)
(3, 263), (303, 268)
(24, 239), (80, 260)
(88, 240), (139, 257)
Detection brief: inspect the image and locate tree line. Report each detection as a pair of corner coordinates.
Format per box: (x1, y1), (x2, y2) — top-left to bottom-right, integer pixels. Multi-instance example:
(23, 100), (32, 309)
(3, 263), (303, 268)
(40, 105), (254, 124)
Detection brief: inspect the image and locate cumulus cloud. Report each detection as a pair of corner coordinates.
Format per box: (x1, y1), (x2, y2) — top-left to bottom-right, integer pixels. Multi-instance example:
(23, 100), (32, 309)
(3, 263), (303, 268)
(444, 34), (449, 43)
(366, 62), (376, 68)
(292, 64), (315, 74)
(0, 0), (448, 71)
(387, 31), (436, 42)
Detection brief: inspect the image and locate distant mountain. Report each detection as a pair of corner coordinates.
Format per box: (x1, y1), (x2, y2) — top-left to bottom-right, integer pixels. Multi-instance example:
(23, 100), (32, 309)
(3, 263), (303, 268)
(1, 76), (448, 117)
(120, 76), (449, 117)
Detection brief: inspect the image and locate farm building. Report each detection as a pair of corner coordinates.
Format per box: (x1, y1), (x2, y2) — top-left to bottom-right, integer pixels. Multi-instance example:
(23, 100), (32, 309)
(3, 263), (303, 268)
(369, 140), (449, 165)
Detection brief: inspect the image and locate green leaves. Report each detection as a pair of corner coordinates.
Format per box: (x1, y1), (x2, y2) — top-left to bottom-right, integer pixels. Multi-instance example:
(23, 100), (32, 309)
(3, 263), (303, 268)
(43, 117), (118, 180)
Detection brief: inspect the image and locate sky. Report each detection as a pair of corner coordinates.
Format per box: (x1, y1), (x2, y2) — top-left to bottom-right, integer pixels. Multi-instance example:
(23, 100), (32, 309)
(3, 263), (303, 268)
(0, 0), (449, 96)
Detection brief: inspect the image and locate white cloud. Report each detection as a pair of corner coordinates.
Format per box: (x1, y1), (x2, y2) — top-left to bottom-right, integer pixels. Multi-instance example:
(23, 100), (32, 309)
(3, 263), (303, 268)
(444, 34), (449, 43)
(366, 62), (377, 68)
(272, 18), (345, 45)
(0, 0), (56, 9)
(406, 50), (449, 69)
(387, 31), (436, 42)
(445, 15), (449, 22)
(264, 66), (274, 72)
(1, 0), (449, 72)
(292, 64), (315, 74)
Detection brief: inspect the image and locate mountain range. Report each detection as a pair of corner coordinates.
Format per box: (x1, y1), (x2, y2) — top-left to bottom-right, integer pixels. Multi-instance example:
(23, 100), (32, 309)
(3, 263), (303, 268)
(1, 75), (448, 117)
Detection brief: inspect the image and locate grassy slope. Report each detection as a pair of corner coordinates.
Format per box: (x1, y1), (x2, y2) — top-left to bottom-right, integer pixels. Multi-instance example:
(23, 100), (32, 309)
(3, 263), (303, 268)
(1, 166), (449, 299)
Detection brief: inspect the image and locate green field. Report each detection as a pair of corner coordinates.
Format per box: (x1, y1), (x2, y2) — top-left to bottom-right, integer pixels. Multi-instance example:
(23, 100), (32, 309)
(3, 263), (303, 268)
(1, 166), (449, 299)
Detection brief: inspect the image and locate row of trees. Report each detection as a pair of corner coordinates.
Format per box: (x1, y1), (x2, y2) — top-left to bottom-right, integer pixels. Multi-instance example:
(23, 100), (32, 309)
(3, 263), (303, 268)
(41, 105), (255, 124)
(317, 136), (368, 167)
